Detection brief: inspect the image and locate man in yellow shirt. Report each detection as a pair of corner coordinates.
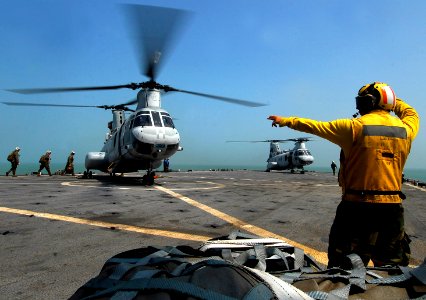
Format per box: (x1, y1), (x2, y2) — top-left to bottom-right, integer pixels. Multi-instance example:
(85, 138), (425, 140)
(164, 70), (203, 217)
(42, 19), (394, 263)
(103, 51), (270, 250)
(268, 82), (419, 267)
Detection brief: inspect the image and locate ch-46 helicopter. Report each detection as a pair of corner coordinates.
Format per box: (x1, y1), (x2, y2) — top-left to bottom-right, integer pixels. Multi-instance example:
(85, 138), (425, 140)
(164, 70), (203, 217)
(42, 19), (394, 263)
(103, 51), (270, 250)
(2, 4), (265, 185)
(228, 138), (314, 174)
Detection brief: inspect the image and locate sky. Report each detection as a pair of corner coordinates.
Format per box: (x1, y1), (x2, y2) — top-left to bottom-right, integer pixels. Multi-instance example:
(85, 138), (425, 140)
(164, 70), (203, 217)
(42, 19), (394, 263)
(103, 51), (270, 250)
(0, 0), (425, 170)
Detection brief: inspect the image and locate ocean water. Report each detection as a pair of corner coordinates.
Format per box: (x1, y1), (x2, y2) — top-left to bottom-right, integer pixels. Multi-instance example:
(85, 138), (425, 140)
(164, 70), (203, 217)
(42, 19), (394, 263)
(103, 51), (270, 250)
(2, 162), (425, 182)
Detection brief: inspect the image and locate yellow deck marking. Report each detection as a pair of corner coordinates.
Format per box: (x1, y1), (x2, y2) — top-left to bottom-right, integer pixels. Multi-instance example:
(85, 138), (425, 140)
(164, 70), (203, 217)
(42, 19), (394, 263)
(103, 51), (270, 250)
(0, 206), (210, 242)
(154, 185), (329, 265)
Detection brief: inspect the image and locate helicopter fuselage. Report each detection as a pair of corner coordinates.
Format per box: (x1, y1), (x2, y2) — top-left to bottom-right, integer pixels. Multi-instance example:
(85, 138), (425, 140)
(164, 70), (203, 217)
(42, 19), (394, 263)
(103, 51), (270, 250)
(85, 107), (181, 174)
(266, 141), (314, 172)
(3, 4), (266, 184)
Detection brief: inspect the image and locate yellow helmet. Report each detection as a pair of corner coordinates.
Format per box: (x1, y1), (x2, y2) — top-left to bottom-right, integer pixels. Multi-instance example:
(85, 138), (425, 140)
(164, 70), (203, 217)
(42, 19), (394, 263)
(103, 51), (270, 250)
(357, 82), (396, 111)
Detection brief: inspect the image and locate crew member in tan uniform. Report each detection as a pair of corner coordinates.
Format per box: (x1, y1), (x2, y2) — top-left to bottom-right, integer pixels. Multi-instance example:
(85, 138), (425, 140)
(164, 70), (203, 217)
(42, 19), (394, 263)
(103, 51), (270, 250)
(62, 151), (75, 176)
(6, 147), (21, 177)
(38, 150), (52, 176)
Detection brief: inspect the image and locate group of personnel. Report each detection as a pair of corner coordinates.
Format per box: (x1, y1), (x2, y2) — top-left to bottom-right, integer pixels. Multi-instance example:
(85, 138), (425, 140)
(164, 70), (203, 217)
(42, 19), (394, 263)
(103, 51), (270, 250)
(6, 148), (76, 177)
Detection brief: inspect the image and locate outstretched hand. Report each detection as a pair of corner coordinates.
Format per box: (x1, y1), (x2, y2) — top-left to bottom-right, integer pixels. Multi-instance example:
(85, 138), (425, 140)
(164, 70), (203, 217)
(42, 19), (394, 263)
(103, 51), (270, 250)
(268, 115), (282, 127)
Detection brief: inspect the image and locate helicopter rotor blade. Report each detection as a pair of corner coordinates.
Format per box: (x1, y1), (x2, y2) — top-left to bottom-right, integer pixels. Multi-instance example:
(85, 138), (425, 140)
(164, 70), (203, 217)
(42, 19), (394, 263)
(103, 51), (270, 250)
(2, 102), (101, 108)
(227, 138), (313, 143)
(165, 86), (267, 107)
(121, 4), (191, 81)
(227, 140), (289, 143)
(5, 83), (141, 95)
(118, 98), (138, 106)
(4, 5), (265, 110)
(1, 101), (135, 111)
(286, 137), (314, 142)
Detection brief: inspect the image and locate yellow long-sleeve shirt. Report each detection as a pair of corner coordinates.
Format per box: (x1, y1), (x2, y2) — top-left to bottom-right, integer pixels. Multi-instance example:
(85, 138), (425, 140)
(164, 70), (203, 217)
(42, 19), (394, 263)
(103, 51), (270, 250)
(276, 99), (419, 203)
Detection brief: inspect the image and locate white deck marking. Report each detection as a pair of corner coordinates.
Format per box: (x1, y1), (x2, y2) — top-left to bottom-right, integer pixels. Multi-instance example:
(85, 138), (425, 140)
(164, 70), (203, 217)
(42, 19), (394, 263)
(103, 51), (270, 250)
(61, 181), (224, 191)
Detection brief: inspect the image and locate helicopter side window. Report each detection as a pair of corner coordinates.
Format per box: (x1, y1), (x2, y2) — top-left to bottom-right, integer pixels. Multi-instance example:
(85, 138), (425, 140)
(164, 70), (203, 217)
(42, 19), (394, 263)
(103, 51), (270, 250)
(161, 113), (174, 128)
(151, 111), (163, 127)
(134, 113), (152, 127)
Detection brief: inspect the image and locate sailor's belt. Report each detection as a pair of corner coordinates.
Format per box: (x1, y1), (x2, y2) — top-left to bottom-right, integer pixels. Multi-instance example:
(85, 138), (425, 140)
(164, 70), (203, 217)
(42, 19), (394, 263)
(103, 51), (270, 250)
(344, 189), (406, 200)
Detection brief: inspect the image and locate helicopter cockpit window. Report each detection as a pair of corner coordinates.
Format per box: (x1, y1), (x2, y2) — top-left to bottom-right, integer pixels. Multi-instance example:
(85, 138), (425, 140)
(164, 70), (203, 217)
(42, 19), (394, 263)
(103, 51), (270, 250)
(134, 113), (152, 127)
(161, 113), (174, 128)
(151, 111), (163, 127)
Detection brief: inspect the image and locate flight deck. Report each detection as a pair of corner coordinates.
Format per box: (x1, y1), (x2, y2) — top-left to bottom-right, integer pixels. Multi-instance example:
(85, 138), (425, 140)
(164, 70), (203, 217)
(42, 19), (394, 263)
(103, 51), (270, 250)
(0, 170), (425, 299)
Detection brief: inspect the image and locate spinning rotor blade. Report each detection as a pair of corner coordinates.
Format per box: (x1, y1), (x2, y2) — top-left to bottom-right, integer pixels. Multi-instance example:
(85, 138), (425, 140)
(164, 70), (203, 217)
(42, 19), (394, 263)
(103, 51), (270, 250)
(121, 4), (191, 81)
(119, 98), (138, 106)
(227, 140), (289, 143)
(2, 101), (135, 111)
(166, 87), (267, 107)
(6, 83), (140, 95)
(286, 137), (313, 142)
(2, 102), (100, 108)
(4, 5), (265, 109)
(227, 138), (312, 143)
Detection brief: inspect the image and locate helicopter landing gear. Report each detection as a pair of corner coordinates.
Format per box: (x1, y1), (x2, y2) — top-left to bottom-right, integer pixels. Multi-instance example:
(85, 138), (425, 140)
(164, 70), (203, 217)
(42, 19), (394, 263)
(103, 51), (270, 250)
(142, 170), (156, 186)
(291, 169), (295, 174)
(83, 170), (93, 179)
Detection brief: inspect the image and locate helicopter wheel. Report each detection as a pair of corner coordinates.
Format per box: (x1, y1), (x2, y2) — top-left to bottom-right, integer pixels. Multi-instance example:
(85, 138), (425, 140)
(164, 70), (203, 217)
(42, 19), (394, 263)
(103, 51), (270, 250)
(83, 171), (88, 179)
(301, 170), (305, 174)
(142, 170), (155, 186)
(291, 169), (295, 174)
(265, 169), (270, 172)
(88, 171), (93, 179)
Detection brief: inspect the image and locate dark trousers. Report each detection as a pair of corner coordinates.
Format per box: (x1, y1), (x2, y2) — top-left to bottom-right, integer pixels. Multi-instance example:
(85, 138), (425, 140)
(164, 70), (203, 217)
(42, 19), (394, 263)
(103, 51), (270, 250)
(327, 201), (410, 268)
(38, 164), (52, 176)
(7, 162), (18, 176)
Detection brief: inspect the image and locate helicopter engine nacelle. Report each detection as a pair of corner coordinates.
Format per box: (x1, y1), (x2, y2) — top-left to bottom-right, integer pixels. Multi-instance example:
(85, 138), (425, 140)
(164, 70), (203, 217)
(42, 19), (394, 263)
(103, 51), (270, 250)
(85, 152), (107, 171)
(267, 161), (278, 170)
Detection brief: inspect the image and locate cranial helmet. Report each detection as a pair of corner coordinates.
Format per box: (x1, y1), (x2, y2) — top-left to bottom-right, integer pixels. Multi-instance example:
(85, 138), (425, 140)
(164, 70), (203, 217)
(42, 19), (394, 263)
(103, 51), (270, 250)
(356, 82), (396, 114)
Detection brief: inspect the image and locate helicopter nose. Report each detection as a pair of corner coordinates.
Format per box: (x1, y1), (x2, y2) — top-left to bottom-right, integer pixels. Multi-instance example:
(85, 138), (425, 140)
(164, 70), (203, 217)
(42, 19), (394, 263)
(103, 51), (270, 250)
(297, 155), (314, 165)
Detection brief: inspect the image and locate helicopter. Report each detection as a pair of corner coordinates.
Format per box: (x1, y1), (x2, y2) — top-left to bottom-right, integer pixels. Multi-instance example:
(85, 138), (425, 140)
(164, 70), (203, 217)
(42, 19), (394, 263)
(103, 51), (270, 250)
(2, 4), (265, 185)
(227, 138), (314, 174)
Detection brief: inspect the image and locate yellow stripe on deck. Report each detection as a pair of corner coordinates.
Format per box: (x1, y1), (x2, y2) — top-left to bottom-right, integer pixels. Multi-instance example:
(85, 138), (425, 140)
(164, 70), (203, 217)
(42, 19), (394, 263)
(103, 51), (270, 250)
(154, 185), (329, 265)
(0, 206), (210, 242)
(0, 184), (330, 265)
